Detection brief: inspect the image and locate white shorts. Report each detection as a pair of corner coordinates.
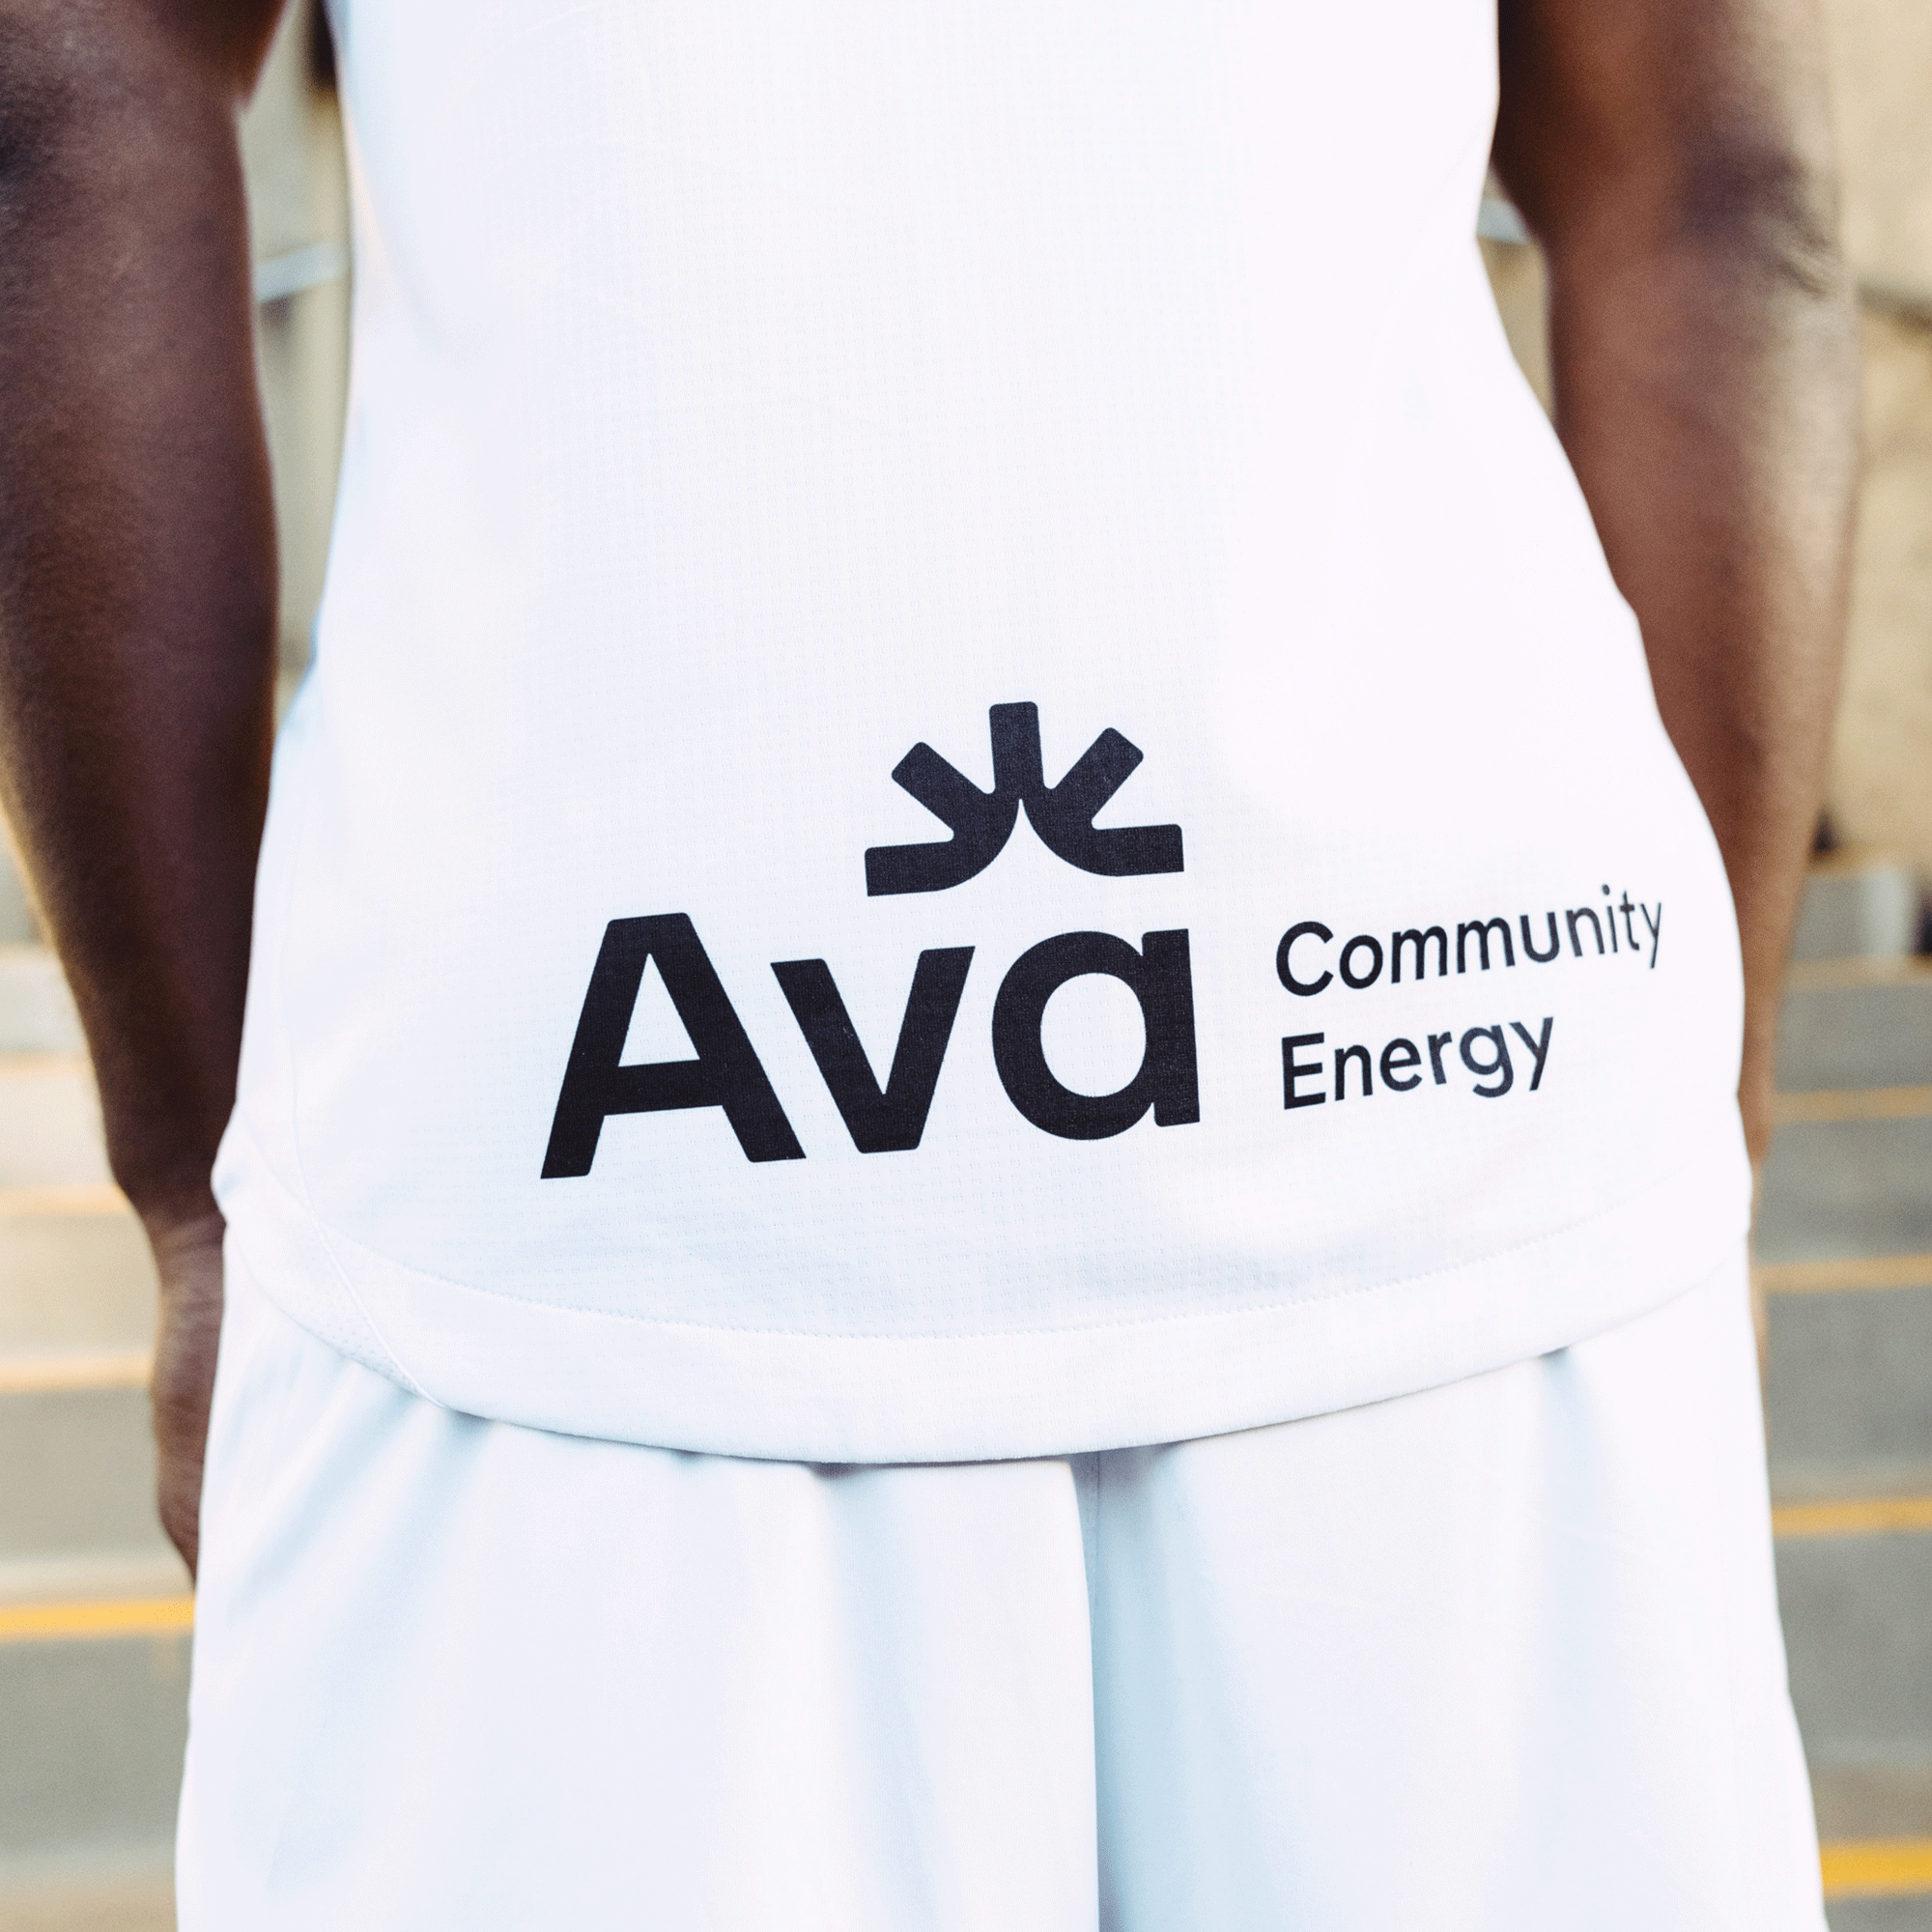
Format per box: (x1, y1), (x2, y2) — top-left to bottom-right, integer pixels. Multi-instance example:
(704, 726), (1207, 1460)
(177, 1245), (1824, 1931)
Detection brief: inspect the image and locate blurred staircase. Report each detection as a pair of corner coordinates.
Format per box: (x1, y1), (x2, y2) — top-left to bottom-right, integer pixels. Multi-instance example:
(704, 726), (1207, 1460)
(1768, 849), (1932, 1930)
(0, 859), (185, 1932)
(0, 838), (1927, 1929)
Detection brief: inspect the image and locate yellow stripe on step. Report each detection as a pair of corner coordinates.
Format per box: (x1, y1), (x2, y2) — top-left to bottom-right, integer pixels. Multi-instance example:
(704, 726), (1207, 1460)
(1773, 1495), (1932, 1538)
(0, 1183), (129, 1217)
(1758, 1254), (1932, 1293)
(0, 1596), (193, 1643)
(1786, 956), (1932, 991)
(1774, 1086), (1932, 1122)
(1821, 1837), (1932, 1897)
(0, 1351), (150, 1394)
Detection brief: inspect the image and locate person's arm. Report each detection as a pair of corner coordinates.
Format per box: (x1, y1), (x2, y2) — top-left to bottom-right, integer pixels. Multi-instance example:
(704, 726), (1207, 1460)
(1492, 0), (1860, 1176)
(0, 0), (288, 1574)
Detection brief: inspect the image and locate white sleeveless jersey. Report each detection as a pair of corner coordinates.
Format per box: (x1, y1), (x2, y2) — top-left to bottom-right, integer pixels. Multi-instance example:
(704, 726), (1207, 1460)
(216, 0), (1751, 1459)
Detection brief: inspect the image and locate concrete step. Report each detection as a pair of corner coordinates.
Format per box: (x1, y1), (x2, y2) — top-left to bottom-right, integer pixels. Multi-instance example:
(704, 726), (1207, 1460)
(1767, 1285), (1932, 1503)
(0, 1605), (188, 1880)
(0, 1556), (187, 1610)
(1814, 1759), (1932, 1843)
(0, 1060), (109, 1192)
(1781, 964), (1932, 1094)
(1757, 1116), (1932, 1264)
(1830, 1898), (1932, 1931)
(1780, 1509), (1932, 1920)
(1780, 1520), (1932, 1843)
(0, 1196), (156, 1356)
(0, 1870), (173, 1932)
(0, 952), (81, 1057)
(1794, 854), (1923, 963)
(0, 1381), (172, 1569)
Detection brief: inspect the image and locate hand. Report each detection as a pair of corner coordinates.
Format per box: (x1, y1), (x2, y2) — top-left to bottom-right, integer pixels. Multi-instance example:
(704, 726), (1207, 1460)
(146, 1208), (227, 1581)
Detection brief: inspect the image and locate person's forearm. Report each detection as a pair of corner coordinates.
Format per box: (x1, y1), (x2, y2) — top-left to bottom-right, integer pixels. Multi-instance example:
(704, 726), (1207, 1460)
(1548, 217), (1856, 1165)
(1495, 15), (1860, 1166)
(0, 1), (281, 1236)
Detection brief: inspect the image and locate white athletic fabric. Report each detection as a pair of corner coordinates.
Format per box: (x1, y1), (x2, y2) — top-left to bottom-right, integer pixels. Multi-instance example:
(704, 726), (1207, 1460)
(214, 0), (1751, 1459)
(178, 1242), (1823, 1930)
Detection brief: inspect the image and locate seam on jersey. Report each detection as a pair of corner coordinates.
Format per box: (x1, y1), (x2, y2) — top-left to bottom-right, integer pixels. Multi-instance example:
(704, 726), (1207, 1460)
(264, 1133), (1747, 1348)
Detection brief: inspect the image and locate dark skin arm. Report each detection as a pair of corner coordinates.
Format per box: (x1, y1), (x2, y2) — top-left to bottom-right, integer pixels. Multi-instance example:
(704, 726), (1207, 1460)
(0, 0), (286, 1575)
(0, 0), (1856, 1576)
(1493, 0), (1860, 1176)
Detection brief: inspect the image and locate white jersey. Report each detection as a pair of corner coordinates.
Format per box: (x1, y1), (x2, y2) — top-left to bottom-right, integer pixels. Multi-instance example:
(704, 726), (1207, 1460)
(215, 0), (1750, 1459)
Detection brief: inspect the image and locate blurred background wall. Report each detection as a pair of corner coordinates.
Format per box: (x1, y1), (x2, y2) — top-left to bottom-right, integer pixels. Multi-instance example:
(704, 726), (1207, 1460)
(1824, 0), (1932, 888)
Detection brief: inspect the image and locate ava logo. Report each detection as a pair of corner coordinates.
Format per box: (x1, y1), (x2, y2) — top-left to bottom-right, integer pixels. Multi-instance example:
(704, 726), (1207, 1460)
(540, 702), (1198, 1177)
(866, 701), (1183, 894)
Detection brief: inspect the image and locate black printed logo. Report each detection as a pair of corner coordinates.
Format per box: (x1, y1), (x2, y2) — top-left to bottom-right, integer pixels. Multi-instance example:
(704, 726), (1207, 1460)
(865, 701), (1184, 895)
(541, 916), (1198, 1174)
(541, 700), (1199, 1177)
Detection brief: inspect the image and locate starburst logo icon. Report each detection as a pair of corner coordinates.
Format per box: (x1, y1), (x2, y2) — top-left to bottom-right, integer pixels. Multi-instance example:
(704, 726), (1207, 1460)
(865, 701), (1185, 895)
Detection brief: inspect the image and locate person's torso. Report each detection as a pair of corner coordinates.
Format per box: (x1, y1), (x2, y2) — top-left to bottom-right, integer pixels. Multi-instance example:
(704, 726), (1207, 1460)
(215, 0), (1751, 1458)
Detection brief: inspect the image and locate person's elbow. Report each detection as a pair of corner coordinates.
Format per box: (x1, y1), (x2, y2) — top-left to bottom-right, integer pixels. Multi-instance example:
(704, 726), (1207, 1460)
(1665, 134), (1847, 301)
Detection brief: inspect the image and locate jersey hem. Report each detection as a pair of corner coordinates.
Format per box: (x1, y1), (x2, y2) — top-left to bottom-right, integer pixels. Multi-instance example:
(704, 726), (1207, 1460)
(214, 1116), (1752, 1462)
